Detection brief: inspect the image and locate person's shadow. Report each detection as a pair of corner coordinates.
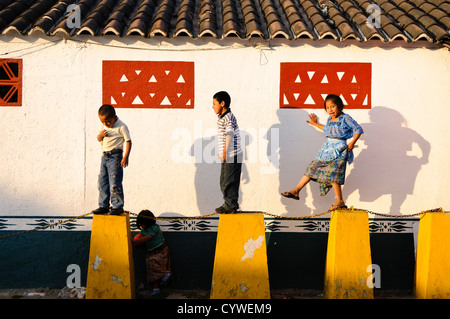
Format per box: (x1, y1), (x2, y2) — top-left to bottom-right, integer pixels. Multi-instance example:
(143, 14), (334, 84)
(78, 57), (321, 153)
(344, 106), (430, 214)
(190, 131), (250, 215)
(267, 109), (326, 216)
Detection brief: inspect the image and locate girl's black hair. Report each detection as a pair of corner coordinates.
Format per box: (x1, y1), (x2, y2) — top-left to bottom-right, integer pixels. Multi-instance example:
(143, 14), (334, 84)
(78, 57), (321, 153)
(136, 209), (156, 229)
(213, 91), (231, 108)
(324, 94), (344, 111)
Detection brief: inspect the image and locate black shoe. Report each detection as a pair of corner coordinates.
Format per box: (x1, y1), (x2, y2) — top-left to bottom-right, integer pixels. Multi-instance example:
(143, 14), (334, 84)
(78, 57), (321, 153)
(215, 206), (237, 214)
(92, 207), (109, 215)
(109, 207), (124, 215)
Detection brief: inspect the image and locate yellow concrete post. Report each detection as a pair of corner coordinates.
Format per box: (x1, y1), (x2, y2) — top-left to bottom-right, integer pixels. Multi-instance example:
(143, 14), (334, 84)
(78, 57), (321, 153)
(86, 214), (135, 299)
(324, 209), (374, 299)
(210, 213), (270, 299)
(415, 211), (450, 299)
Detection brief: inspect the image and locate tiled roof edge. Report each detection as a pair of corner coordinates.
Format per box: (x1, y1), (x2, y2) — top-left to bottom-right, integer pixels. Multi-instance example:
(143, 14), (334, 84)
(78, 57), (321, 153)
(0, 0), (447, 44)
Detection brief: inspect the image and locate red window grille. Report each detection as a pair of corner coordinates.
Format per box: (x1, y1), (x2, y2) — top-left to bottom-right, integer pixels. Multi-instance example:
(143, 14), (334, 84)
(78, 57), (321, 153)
(102, 61), (194, 109)
(0, 59), (22, 107)
(280, 62), (371, 109)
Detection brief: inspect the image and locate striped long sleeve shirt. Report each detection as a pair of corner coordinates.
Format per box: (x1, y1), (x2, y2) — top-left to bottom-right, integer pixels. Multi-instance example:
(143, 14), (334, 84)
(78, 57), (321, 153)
(217, 109), (242, 159)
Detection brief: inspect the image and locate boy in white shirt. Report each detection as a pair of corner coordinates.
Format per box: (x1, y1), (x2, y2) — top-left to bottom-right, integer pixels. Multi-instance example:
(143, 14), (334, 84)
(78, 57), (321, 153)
(92, 104), (132, 215)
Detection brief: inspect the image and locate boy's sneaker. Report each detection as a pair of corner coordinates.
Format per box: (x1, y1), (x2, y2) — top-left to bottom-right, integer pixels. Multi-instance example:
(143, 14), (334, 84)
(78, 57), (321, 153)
(215, 206), (237, 214)
(92, 207), (109, 215)
(109, 207), (124, 215)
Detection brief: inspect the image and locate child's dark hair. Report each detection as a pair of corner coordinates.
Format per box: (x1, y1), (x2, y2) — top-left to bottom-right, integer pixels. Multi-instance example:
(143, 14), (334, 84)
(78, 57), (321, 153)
(213, 91), (231, 108)
(98, 104), (116, 118)
(324, 94), (344, 111)
(136, 209), (156, 229)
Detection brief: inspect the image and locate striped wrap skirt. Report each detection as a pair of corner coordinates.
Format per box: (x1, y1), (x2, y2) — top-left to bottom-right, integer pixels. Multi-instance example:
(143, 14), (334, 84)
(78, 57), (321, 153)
(305, 138), (353, 196)
(146, 243), (171, 283)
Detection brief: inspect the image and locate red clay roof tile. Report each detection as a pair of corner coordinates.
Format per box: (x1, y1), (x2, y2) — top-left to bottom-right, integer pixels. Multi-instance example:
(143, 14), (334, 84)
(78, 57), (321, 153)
(0, 0), (447, 44)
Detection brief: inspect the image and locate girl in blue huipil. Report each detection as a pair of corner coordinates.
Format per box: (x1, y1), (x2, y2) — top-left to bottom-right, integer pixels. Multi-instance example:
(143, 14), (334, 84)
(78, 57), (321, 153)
(281, 94), (364, 210)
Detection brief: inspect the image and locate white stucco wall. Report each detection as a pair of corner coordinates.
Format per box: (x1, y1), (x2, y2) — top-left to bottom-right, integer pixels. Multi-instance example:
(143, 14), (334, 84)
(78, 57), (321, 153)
(1, 34), (448, 218)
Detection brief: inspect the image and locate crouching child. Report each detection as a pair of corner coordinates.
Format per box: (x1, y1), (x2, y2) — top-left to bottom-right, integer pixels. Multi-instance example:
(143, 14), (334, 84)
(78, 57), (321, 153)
(132, 210), (171, 296)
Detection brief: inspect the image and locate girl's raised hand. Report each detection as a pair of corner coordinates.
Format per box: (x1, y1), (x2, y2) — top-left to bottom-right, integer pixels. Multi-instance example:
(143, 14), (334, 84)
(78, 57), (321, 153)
(306, 113), (324, 130)
(307, 113), (318, 125)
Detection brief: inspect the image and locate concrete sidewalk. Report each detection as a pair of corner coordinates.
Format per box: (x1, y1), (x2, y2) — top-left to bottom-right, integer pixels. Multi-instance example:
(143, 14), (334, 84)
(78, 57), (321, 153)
(0, 288), (414, 299)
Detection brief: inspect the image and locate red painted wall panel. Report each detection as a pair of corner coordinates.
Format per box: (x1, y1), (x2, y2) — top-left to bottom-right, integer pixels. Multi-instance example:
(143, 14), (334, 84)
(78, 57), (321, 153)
(103, 61), (194, 109)
(0, 59), (22, 107)
(280, 62), (371, 109)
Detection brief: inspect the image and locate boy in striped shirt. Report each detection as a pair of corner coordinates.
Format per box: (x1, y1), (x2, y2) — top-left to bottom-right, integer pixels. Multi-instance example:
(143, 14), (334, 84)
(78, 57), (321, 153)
(212, 91), (242, 214)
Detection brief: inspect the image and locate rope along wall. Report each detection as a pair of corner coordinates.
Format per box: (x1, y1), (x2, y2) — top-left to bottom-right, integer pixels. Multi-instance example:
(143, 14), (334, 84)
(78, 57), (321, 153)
(0, 207), (444, 240)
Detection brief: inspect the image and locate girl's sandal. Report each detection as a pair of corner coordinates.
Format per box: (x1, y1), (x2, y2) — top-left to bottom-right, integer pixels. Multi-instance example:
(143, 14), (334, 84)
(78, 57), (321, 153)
(281, 191), (300, 200)
(328, 203), (348, 211)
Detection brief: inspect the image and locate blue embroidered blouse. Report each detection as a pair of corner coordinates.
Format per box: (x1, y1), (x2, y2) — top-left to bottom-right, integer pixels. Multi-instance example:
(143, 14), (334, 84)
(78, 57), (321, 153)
(323, 113), (364, 139)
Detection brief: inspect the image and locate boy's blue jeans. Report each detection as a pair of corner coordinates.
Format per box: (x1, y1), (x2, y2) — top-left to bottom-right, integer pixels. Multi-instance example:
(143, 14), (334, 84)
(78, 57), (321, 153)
(98, 151), (124, 209)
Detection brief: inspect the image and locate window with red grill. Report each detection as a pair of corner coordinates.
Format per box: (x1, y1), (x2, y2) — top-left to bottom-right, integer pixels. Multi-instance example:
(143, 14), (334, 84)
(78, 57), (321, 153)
(280, 62), (371, 109)
(0, 59), (22, 107)
(102, 61), (194, 109)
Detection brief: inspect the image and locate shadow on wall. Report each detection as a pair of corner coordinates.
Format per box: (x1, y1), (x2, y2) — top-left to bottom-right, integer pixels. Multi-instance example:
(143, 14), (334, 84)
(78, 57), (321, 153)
(0, 185), (62, 217)
(190, 132), (250, 215)
(268, 106), (430, 216)
(344, 106), (430, 214)
(267, 109), (327, 216)
(187, 106), (430, 217)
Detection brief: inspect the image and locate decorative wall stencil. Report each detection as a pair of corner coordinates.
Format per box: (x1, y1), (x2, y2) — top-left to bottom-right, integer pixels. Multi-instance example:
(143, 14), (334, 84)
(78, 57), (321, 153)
(102, 61), (194, 109)
(369, 221), (412, 233)
(0, 217), (417, 234)
(280, 62), (371, 109)
(296, 220), (330, 232)
(0, 59), (22, 107)
(0, 217), (91, 231)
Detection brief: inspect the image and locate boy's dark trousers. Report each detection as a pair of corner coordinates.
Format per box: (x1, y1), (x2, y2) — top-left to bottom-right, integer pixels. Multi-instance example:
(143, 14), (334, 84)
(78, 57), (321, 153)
(220, 154), (242, 211)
